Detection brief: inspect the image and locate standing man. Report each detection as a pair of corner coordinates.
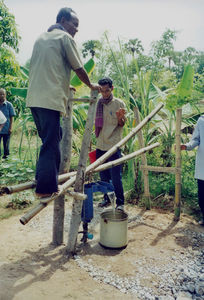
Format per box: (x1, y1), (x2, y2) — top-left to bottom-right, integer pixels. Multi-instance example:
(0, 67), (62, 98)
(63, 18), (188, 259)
(26, 7), (99, 198)
(0, 88), (15, 159)
(181, 115), (204, 226)
(95, 78), (126, 211)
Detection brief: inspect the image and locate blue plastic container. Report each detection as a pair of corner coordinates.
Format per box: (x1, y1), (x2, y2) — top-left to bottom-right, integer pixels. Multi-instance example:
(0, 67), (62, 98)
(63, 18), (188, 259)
(81, 181), (114, 223)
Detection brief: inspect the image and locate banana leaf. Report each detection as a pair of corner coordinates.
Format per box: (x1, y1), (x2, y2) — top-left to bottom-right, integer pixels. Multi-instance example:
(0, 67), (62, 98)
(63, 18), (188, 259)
(10, 87), (27, 99)
(177, 65), (194, 99)
(20, 66), (29, 78)
(70, 58), (95, 87)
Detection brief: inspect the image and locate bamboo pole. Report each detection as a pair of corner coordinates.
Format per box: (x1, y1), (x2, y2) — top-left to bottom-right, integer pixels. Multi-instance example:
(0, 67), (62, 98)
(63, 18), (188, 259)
(2, 172), (76, 195)
(134, 106), (151, 209)
(140, 165), (181, 174)
(174, 108), (182, 220)
(69, 98), (97, 103)
(66, 90), (99, 255)
(19, 103), (163, 225)
(94, 143), (160, 172)
(52, 90), (74, 245)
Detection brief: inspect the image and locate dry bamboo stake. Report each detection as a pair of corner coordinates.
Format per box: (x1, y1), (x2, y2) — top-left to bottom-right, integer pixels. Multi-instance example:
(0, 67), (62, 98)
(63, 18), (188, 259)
(19, 103), (163, 225)
(94, 143), (160, 172)
(69, 98), (97, 103)
(174, 108), (182, 220)
(140, 165), (181, 174)
(2, 172), (76, 195)
(134, 106), (151, 209)
(52, 89), (74, 245)
(66, 90), (99, 255)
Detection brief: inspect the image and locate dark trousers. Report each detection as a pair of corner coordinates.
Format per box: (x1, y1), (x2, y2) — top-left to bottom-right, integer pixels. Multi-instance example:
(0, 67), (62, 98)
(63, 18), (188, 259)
(198, 179), (204, 218)
(31, 107), (61, 194)
(0, 133), (10, 157)
(96, 149), (124, 206)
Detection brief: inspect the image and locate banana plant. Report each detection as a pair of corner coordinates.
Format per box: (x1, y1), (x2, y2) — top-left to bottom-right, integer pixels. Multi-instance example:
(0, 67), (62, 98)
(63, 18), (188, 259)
(10, 58), (95, 98)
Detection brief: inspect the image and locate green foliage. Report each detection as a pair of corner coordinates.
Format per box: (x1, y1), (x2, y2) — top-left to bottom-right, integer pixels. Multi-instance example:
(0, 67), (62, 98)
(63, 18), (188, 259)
(82, 40), (102, 58)
(0, 0), (21, 86)
(166, 65), (195, 111)
(70, 58), (95, 87)
(0, 157), (35, 186)
(0, 0), (20, 51)
(151, 29), (177, 68)
(6, 191), (34, 210)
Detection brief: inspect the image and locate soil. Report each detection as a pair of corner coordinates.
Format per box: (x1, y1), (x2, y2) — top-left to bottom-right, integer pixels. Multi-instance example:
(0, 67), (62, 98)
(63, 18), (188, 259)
(0, 196), (204, 300)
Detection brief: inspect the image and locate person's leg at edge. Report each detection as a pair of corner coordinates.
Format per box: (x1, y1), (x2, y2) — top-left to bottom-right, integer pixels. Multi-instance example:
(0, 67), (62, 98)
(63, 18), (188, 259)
(31, 107), (61, 195)
(0, 134), (2, 156)
(197, 179), (204, 225)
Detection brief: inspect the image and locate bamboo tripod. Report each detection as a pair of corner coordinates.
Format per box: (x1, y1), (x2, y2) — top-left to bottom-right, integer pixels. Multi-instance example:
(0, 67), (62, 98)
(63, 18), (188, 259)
(0, 95), (164, 255)
(134, 107), (182, 220)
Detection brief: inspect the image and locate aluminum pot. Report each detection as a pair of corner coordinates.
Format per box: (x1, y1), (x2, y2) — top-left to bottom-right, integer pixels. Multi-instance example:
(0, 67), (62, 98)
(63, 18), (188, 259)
(99, 209), (128, 249)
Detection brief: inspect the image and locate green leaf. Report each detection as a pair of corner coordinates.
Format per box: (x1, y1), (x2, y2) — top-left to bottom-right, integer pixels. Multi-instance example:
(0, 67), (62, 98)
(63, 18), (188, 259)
(10, 87), (27, 99)
(20, 66), (29, 78)
(70, 58), (95, 87)
(177, 65), (194, 99)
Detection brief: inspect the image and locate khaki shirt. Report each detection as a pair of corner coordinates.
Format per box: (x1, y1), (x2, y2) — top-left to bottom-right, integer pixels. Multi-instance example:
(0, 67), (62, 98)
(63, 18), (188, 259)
(26, 29), (82, 115)
(96, 97), (125, 151)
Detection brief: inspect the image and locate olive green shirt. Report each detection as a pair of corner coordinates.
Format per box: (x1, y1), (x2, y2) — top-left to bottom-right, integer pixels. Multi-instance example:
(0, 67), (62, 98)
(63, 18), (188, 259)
(96, 97), (125, 151)
(26, 29), (82, 115)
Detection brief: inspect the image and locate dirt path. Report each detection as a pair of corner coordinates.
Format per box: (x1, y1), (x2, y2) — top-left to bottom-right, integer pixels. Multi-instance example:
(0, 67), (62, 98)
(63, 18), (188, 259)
(0, 201), (203, 300)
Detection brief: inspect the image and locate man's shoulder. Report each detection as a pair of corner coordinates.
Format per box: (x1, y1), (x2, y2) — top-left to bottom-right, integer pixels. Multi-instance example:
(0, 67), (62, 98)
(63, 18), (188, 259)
(113, 97), (125, 106)
(5, 100), (13, 107)
(37, 30), (74, 43)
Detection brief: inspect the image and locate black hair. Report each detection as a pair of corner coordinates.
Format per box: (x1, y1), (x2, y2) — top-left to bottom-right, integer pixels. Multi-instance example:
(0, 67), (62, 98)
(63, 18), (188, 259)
(56, 7), (76, 23)
(98, 77), (113, 88)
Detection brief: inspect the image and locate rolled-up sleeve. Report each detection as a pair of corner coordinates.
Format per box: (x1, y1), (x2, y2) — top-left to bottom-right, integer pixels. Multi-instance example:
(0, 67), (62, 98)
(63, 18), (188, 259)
(186, 123), (200, 150)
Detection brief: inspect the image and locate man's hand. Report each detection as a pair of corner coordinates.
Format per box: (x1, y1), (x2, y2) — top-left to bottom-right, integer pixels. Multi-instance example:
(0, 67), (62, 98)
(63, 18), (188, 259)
(89, 83), (101, 92)
(70, 85), (76, 92)
(116, 108), (126, 126)
(180, 144), (187, 150)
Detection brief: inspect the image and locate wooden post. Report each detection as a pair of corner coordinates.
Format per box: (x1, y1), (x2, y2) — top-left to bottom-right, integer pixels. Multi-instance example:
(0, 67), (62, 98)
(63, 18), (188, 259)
(134, 107), (151, 209)
(52, 90), (74, 245)
(174, 108), (182, 220)
(66, 90), (98, 255)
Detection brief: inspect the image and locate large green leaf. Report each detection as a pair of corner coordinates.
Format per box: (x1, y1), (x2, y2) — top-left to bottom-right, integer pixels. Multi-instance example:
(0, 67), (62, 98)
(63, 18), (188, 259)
(70, 58), (95, 87)
(10, 87), (27, 99)
(177, 65), (194, 99)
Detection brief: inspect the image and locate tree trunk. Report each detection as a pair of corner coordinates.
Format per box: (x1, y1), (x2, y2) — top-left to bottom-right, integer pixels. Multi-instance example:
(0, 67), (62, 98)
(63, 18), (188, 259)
(174, 108), (182, 220)
(134, 107), (151, 209)
(66, 90), (98, 255)
(52, 91), (73, 245)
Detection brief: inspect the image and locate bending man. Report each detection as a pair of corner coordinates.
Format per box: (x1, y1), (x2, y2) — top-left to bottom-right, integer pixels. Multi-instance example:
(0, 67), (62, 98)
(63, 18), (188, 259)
(26, 7), (99, 198)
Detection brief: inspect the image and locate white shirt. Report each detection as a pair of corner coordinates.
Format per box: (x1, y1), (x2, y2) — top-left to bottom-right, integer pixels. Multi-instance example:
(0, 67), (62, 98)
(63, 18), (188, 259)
(0, 111), (6, 125)
(186, 116), (204, 180)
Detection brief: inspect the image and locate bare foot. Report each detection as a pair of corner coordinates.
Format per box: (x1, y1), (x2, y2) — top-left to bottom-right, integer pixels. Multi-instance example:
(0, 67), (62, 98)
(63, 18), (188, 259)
(35, 192), (53, 199)
(36, 186), (63, 199)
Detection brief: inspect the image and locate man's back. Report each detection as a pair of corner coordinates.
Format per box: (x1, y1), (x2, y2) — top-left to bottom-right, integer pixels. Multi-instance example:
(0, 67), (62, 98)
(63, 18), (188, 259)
(26, 29), (82, 114)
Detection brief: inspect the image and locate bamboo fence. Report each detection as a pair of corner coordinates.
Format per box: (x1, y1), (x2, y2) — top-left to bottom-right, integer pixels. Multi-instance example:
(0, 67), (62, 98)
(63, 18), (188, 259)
(137, 108), (182, 219)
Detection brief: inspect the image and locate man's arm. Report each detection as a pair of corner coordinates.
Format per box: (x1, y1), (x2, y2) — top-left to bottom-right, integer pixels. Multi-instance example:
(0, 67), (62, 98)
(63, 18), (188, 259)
(8, 116), (13, 134)
(74, 68), (99, 91)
